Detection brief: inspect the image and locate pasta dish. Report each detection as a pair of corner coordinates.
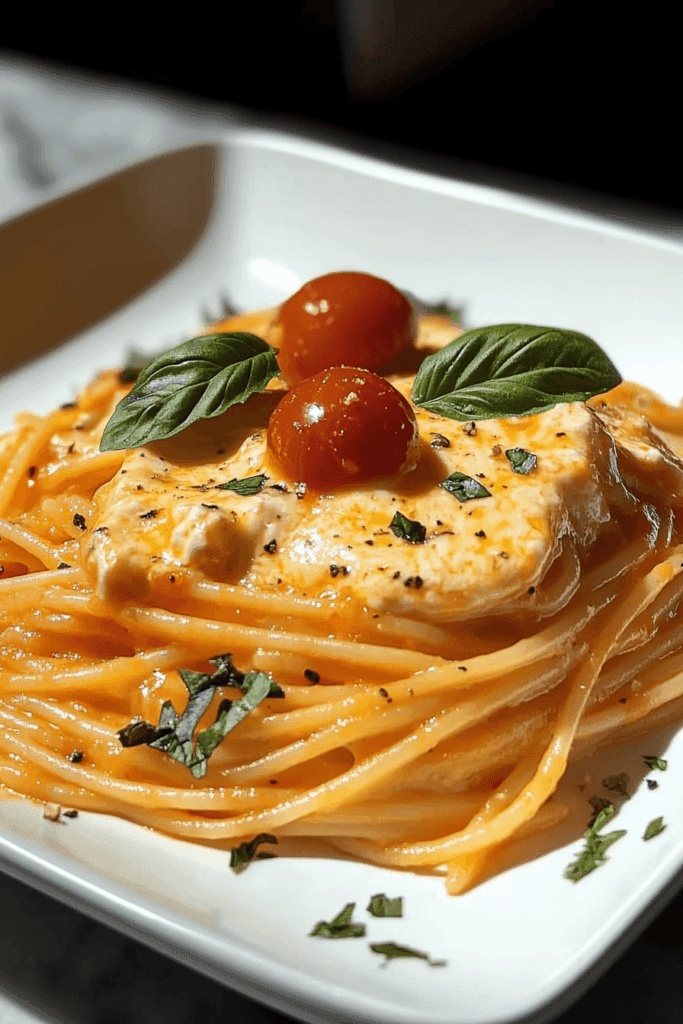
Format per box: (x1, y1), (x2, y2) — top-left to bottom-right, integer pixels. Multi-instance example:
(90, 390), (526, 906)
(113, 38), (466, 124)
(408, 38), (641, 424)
(2, 270), (683, 895)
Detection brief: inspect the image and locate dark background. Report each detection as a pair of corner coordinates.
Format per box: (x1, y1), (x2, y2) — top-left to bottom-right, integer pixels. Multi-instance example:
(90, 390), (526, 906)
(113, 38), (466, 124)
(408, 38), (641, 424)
(1, 0), (680, 214)
(1, 6), (682, 1024)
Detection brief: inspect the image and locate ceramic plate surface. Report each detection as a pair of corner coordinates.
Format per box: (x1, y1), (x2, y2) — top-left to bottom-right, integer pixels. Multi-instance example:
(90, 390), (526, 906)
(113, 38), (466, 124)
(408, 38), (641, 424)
(2, 129), (683, 1024)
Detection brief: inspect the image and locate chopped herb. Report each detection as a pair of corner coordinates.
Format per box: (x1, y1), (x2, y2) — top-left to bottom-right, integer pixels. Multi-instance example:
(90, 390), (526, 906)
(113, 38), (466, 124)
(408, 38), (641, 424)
(118, 348), (155, 383)
(72, 513), (86, 531)
(505, 447), (537, 474)
(643, 817), (666, 841)
(642, 755), (667, 771)
(216, 474), (268, 496)
(310, 903), (366, 938)
(117, 654), (282, 778)
(439, 471), (491, 502)
(587, 796), (614, 828)
(230, 833), (278, 873)
(367, 894), (403, 917)
(369, 942), (446, 966)
(602, 773), (630, 797)
(389, 511), (426, 544)
(564, 803), (627, 882)
(425, 301), (462, 321)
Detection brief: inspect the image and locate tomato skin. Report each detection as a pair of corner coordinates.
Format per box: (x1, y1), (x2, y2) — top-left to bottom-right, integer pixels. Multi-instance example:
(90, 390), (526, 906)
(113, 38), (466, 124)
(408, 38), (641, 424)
(267, 368), (419, 491)
(272, 271), (415, 386)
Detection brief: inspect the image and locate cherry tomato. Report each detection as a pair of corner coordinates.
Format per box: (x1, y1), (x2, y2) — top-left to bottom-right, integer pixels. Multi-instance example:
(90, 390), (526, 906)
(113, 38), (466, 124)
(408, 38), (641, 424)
(267, 367), (419, 491)
(271, 271), (415, 386)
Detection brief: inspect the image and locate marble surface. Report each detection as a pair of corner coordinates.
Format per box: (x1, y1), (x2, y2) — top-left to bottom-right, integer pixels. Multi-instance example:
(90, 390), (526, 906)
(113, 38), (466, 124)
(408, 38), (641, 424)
(3, 51), (683, 1024)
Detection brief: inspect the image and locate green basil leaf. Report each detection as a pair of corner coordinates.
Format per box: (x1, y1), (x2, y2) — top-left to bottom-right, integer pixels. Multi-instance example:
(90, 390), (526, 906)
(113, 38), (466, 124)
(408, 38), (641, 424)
(310, 903), (366, 938)
(411, 324), (621, 421)
(369, 942), (446, 966)
(215, 474), (268, 496)
(439, 471), (491, 501)
(564, 803), (627, 881)
(505, 448), (537, 474)
(602, 772), (630, 797)
(643, 817), (666, 841)
(101, 333), (279, 451)
(230, 833), (278, 874)
(367, 894), (403, 918)
(642, 755), (668, 771)
(389, 511), (426, 544)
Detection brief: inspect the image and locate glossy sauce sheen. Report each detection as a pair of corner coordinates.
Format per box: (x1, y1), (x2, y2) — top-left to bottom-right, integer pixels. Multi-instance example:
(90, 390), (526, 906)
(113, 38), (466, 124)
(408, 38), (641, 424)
(80, 315), (683, 626)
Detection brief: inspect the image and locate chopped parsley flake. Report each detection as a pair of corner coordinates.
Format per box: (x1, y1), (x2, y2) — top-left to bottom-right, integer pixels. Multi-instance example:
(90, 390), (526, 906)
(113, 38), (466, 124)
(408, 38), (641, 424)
(310, 903), (366, 938)
(642, 755), (668, 771)
(505, 447), (537, 474)
(602, 773), (630, 797)
(369, 942), (446, 966)
(230, 833), (278, 873)
(367, 894), (403, 917)
(643, 817), (666, 841)
(439, 471), (491, 501)
(215, 473), (268, 496)
(389, 511), (426, 544)
(564, 804), (626, 882)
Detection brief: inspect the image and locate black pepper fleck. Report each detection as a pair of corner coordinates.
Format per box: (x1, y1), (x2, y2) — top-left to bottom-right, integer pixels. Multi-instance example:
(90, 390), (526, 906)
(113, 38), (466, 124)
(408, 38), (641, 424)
(67, 750), (84, 763)
(404, 575), (423, 588)
(475, 530), (486, 538)
(140, 509), (158, 519)
(528, 586), (536, 594)
(647, 779), (658, 790)
(62, 809), (79, 818)
(264, 539), (277, 554)
(365, 540), (374, 545)
(304, 669), (320, 683)
(392, 571), (401, 579)
(72, 513), (86, 531)
(57, 562), (71, 570)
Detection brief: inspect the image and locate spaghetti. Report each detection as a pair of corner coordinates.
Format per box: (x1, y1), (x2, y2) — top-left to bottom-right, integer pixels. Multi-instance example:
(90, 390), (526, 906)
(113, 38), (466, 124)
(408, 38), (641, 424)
(2, 297), (683, 895)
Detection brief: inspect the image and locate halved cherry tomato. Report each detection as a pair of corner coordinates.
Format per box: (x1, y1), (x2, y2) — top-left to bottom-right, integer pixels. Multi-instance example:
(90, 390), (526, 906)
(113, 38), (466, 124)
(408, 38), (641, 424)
(267, 367), (419, 491)
(271, 271), (415, 386)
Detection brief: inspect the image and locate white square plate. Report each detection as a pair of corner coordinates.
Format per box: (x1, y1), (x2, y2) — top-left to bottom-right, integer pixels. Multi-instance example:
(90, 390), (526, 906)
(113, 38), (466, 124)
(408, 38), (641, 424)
(2, 129), (683, 1024)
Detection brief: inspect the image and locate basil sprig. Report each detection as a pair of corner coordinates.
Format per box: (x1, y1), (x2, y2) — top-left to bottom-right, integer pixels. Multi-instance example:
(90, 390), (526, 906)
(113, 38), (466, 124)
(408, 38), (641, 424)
(101, 333), (279, 451)
(412, 324), (621, 421)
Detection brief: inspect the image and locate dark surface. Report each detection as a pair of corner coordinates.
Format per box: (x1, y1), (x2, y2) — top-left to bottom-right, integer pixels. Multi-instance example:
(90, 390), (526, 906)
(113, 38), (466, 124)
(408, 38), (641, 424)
(1, 866), (683, 1024)
(0, 0), (680, 211)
